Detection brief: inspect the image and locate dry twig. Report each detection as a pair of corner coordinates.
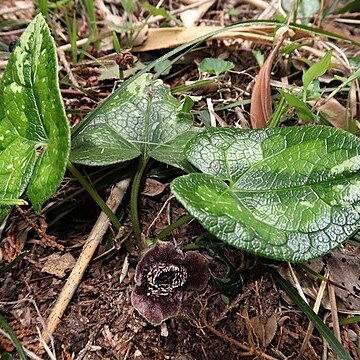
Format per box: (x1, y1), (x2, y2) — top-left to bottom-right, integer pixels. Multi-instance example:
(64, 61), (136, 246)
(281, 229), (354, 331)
(43, 178), (131, 343)
(299, 270), (329, 356)
(328, 273), (342, 344)
(200, 300), (277, 359)
(57, 48), (79, 88)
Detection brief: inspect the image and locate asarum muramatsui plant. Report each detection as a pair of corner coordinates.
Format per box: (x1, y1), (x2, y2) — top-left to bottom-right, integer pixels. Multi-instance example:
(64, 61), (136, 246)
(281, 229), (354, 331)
(131, 241), (210, 325)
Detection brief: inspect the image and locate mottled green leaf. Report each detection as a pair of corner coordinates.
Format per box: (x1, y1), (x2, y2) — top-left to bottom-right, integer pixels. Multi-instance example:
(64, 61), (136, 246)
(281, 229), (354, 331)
(0, 14), (70, 217)
(71, 73), (199, 171)
(171, 126), (360, 262)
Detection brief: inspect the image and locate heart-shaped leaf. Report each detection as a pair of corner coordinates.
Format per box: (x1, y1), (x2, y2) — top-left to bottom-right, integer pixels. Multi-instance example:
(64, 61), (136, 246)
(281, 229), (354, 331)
(171, 126), (360, 262)
(0, 14), (70, 218)
(71, 73), (199, 171)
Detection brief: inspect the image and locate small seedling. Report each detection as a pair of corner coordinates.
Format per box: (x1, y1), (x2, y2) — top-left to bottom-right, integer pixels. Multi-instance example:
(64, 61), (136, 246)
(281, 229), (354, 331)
(198, 57), (235, 97)
(198, 57), (235, 77)
(302, 50), (332, 101)
(252, 50), (265, 67)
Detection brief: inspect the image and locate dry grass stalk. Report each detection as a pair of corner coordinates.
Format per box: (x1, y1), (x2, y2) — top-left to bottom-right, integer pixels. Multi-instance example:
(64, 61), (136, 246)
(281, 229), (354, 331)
(299, 270), (329, 356)
(328, 273), (342, 344)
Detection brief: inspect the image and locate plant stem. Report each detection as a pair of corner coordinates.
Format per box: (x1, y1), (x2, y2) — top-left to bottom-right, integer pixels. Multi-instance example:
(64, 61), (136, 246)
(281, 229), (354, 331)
(67, 161), (122, 232)
(38, 0), (49, 20)
(182, 242), (200, 251)
(130, 156), (149, 249)
(157, 214), (193, 241)
(268, 95), (285, 128)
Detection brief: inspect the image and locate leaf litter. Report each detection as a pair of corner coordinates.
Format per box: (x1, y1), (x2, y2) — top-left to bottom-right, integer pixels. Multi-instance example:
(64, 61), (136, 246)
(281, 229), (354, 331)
(1, 0), (360, 359)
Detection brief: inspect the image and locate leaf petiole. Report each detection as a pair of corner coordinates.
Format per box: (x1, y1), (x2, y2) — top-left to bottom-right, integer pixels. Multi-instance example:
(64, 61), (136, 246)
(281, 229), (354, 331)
(130, 156), (149, 250)
(66, 161), (122, 232)
(157, 213), (193, 241)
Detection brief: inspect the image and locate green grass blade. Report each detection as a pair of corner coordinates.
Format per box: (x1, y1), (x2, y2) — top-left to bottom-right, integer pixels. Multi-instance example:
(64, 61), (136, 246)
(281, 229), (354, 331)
(72, 19), (360, 138)
(171, 79), (214, 93)
(83, 0), (100, 50)
(302, 51), (332, 99)
(0, 314), (27, 360)
(270, 269), (352, 360)
(339, 315), (360, 326)
(1, 352), (14, 360)
(0, 252), (28, 277)
(112, 31), (122, 53)
(268, 95), (285, 127)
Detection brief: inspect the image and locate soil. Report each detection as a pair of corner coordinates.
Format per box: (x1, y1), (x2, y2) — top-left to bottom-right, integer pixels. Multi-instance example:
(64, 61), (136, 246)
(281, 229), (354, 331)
(1, 0), (360, 359)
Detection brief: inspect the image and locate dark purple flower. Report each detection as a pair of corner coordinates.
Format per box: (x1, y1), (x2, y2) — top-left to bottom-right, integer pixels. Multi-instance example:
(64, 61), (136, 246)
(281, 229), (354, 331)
(131, 241), (209, 325)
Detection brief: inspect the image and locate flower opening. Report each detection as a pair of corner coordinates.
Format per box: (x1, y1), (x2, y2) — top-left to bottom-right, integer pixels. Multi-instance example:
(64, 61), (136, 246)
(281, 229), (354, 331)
(131, 241), (209, 325)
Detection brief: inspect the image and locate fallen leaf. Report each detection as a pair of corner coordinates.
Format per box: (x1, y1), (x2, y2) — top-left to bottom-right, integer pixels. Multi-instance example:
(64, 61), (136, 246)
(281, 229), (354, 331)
(133, 26), (275, 52)
(279, 246), (360, 314)
(180, 0), (215, 28)
(41, 253), (76, 278)
(309, 98), (357, 131)
(250, 36), (285, 128)
(323, 248), (360, 312)
(323, 22), (360, 46)
(94, 0), (123, 25)
(249, 313), (278, 347)
(141, 178), (168, 197)
(318, 98), (347, 129)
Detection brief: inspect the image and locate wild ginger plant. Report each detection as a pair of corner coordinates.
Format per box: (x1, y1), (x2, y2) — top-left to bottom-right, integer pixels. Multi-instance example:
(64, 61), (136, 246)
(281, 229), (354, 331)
(2, 15), (360, 265)
(1, 16), (360, 348)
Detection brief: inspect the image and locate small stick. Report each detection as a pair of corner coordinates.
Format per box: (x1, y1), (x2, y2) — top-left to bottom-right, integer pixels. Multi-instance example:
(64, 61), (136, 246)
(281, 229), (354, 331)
(288, 262), (308, 304)
(42, 178), (131, 343)
(299, 270), (329, 356)
(328, 273), (342, 344)
(57, 48), (79, 88)
(201, 308), (278, 360)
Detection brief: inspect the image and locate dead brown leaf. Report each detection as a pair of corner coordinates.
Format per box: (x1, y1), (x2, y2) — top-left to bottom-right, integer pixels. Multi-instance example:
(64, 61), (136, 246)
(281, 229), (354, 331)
(279, 246), (360, 314)
(323, 22), (360, 45)
(133, 26), (275, 52)
(318, 98), (348, 129)
(310, 98), (357, 131)
(250, 38), (284, 128)
(180, 0), (215, 28)
(141, 178), (168, 197)
(249, 313), (278, 347)
(41, 253), (76, 278)
(323, 248), (360, 313)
